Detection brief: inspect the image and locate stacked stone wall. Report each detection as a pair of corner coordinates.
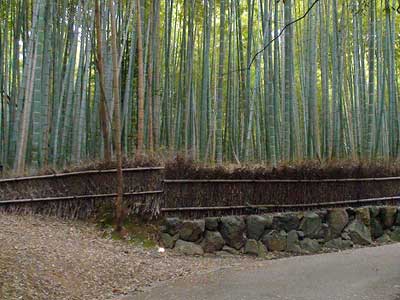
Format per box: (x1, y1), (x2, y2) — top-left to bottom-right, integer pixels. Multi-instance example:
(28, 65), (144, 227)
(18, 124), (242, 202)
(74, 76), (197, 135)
(160, 206), (400, 256)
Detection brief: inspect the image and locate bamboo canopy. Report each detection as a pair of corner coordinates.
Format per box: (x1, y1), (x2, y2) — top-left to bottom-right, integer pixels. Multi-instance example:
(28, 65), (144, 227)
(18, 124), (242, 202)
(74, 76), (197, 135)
(0, 0), (399, 172)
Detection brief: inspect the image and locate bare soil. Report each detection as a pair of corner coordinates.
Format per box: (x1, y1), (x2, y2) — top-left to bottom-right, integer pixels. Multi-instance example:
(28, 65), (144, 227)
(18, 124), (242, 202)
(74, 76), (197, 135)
(0, 213), (254, 300)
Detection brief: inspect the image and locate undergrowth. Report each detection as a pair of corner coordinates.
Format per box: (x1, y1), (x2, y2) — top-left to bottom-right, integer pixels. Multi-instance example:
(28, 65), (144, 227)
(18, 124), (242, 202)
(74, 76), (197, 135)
(96, 205), (159, 248)
(165, 156), (400, 179)
(0, 153), (163, 179)
(3, 153), (400, 179)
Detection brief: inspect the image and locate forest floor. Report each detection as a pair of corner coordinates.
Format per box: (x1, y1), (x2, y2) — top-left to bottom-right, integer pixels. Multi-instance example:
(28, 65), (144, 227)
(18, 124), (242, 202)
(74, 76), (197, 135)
(0, 213), (255, 300)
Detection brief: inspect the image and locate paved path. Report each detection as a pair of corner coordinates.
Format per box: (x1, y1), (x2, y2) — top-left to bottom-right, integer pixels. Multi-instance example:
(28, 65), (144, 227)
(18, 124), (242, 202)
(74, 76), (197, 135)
(126, 243), (400, 300)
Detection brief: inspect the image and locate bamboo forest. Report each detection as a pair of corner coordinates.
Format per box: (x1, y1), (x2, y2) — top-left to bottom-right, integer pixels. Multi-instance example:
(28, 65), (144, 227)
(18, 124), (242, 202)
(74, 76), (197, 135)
(1, 0), (400, 173)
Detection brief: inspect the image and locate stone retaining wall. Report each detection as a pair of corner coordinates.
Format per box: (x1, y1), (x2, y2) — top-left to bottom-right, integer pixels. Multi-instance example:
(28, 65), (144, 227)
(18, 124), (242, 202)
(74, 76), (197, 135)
(160, 206), (400, 256)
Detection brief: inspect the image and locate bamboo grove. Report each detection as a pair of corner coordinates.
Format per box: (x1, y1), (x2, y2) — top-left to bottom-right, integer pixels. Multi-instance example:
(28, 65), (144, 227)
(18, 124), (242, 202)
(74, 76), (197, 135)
(1, 0), (400, 172)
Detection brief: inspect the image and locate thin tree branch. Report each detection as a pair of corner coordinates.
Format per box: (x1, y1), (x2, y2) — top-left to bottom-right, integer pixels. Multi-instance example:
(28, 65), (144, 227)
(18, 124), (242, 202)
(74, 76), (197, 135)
(249, 0), (321, 68)
(223, 0), (321, 76)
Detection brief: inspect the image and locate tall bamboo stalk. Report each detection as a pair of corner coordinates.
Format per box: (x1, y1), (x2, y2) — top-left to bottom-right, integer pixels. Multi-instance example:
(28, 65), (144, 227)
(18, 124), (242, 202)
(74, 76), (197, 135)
(108, 0), (124, 232)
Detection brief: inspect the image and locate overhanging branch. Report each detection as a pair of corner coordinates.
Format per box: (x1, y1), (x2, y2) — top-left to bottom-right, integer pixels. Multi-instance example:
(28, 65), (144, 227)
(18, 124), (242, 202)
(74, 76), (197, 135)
(248, 0), (322, 69)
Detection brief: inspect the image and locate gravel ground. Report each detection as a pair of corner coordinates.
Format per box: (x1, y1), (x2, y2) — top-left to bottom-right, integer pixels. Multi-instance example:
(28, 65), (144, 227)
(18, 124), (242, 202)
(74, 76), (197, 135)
(0, 214), (255, 300)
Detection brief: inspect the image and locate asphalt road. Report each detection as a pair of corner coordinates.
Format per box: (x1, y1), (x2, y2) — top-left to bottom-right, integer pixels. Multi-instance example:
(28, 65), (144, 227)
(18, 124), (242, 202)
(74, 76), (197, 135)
(125, 243), (400, 300)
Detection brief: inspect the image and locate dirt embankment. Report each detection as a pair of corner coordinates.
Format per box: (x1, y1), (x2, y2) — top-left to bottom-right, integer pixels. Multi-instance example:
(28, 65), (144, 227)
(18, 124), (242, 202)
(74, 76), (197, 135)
(0, 214), (253, 300)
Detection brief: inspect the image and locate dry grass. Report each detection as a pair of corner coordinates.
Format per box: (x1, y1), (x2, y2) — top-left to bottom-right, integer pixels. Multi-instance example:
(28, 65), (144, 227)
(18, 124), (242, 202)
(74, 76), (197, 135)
(165, 157), (400, 179)
(0, 154), (164, 179)
(5, 155), (400, 180)
(57, 154), (164, 174)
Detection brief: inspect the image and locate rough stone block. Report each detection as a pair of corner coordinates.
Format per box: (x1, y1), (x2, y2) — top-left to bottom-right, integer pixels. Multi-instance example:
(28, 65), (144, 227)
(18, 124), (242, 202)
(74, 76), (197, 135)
(273, 213), (300, 232)
(261, 230), (287, 252)
(299, 212), (322, 238)
(164, 218), (183, 236)
(345, 219), (372, 245)
(380, 206), (397, 229)
(220, 216), (246, 250)
(179, 220), (205, 242)
(202, 231), (225, 253)
(175, 240), (204, 256)
(327, 209), (349, 239)
(300, 238), (321, 254)
(246, 215), (269, 240)
(160, 233), (179, 249)
(205, 217), (220, 231)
